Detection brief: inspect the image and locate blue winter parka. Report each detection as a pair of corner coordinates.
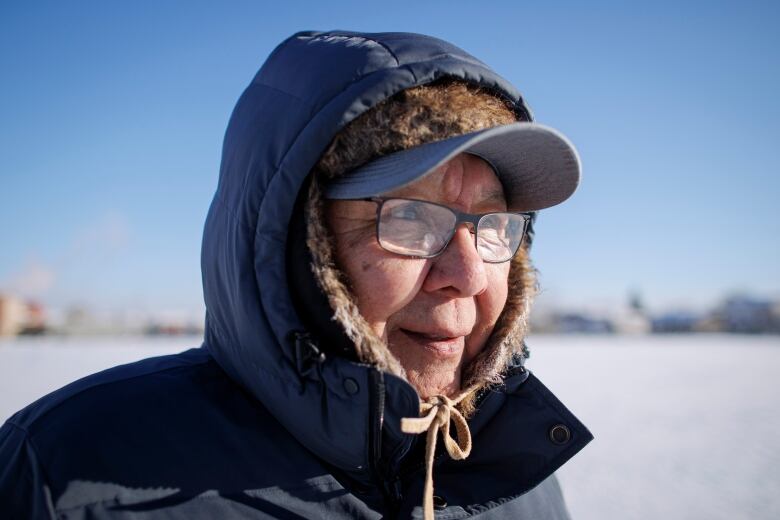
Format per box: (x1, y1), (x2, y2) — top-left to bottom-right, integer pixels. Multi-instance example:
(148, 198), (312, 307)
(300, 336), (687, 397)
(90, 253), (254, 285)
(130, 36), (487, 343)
(0, 31), (593, 519)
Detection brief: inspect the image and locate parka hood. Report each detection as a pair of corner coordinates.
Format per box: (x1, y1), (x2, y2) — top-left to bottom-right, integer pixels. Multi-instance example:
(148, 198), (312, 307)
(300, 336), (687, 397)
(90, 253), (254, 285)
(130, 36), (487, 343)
(201, 30), (558, 480)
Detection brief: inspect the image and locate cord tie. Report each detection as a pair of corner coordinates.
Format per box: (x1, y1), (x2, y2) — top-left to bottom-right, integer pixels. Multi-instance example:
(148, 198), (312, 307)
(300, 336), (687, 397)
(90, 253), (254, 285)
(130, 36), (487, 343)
(400, 388), (475, 519)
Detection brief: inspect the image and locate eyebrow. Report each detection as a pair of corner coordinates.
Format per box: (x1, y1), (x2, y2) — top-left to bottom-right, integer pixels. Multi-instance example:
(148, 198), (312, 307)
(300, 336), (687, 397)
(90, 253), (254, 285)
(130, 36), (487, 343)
(477, 188), (509, 211)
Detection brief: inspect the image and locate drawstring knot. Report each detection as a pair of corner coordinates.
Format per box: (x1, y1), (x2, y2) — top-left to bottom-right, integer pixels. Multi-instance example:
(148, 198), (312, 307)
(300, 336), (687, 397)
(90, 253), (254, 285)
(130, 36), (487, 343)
(400, 387), (475, 520)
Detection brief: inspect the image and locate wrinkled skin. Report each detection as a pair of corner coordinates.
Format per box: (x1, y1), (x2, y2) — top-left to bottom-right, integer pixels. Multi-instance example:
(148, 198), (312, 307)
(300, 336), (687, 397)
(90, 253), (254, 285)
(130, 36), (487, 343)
(326, 153), (511, 398)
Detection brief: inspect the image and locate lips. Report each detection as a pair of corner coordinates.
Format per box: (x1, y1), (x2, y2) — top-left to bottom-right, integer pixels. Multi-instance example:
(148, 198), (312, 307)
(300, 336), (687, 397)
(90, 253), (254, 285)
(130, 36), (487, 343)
(401, 328), (461, 340)
(399, 328), (465, 357)
(408, 331), (456, 341)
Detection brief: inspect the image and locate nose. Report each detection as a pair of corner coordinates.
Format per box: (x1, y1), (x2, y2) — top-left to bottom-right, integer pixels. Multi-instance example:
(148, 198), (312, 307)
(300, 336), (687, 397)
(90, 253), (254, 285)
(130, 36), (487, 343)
(421, 224), (488, 297)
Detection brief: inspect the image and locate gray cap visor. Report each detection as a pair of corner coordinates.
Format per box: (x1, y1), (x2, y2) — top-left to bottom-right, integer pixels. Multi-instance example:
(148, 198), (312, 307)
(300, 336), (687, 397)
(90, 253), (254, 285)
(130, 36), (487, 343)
(322, 122), (581, 212)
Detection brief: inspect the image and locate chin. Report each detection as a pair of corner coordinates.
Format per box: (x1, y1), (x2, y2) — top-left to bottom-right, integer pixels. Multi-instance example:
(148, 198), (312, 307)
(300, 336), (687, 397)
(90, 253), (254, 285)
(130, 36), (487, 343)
(412, 378), (461, 400)
(387, 330), (466, 398)
(400, 360), (463, 399)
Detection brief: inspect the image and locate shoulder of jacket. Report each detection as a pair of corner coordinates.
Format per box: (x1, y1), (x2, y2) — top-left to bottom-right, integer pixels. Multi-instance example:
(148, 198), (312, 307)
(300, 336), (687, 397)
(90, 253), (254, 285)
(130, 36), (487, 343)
(7, 346), (214, 434)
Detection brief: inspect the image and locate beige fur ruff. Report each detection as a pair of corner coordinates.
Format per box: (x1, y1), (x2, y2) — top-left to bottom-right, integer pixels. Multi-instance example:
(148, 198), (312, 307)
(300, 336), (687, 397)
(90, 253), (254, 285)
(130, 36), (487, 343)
(304, 81), (539, 415)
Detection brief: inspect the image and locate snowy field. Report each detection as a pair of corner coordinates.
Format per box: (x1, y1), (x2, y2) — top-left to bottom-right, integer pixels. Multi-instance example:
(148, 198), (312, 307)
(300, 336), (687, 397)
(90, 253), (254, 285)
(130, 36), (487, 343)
(1, 334), (778, 519)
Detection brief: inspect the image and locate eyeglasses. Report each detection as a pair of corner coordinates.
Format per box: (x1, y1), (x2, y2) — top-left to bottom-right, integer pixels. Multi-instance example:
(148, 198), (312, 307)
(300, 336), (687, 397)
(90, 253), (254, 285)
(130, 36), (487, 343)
(350, 197), (531, 263)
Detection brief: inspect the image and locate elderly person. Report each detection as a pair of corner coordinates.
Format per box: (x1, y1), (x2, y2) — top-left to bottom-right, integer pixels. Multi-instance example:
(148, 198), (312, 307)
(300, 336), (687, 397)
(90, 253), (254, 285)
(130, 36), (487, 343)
(0, 31), (592, 519)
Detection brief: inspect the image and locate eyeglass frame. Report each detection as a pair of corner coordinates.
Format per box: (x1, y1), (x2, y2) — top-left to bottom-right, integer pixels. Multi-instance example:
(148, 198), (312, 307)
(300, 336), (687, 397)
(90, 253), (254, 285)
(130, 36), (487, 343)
(342, 197), (533, 263)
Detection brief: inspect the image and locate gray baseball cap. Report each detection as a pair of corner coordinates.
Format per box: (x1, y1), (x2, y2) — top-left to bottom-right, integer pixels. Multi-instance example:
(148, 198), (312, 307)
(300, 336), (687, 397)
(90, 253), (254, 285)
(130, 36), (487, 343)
(322, 122), (581, 212)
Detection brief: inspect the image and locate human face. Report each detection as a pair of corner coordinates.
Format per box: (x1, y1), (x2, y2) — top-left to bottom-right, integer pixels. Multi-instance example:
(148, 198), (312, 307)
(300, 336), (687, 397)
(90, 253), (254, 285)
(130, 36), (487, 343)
(325, 153), (511, 399)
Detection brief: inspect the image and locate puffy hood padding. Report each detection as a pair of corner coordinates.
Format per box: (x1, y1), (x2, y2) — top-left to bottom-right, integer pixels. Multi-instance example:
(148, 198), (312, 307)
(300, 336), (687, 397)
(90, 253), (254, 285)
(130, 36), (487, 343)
(201, 30), (533, 473)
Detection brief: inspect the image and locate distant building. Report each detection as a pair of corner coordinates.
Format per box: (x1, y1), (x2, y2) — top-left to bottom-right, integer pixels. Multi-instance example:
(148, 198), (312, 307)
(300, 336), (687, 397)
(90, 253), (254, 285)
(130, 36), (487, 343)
(554, 313), (613, 334)
(611, 311), (651, 334)
(0, 294), (47, 337)
(145, 322), (204, 336)
(20, 301), (46, 335)
(714, 295), (779, 334)
(651, 311), (701, 333)
(610, 290), (651, 334)
(58, 305), (130, 336)
(0, 294), (26, 337)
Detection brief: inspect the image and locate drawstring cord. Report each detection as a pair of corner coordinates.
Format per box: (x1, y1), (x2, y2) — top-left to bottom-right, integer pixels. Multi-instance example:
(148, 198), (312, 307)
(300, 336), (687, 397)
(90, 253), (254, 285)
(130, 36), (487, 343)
(400, 387), (476, 520)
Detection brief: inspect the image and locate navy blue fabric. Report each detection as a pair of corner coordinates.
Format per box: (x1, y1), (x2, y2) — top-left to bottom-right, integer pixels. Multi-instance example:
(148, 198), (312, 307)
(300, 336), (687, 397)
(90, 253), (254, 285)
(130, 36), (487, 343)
(0, 31), (591, 518)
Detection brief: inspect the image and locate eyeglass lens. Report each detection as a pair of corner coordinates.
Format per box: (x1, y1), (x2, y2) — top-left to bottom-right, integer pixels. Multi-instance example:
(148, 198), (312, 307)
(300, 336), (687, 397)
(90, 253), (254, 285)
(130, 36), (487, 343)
(376, 199), (525, 262)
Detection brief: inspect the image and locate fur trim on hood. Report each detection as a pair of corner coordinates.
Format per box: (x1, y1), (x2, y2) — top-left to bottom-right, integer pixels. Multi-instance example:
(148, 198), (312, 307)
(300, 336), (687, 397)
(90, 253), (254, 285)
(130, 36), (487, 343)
(304, 92), (539, 412)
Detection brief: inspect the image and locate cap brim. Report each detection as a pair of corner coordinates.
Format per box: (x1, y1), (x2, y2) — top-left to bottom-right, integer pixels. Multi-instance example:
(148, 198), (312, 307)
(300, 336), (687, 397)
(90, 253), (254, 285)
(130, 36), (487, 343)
(322, 122), (581, 212)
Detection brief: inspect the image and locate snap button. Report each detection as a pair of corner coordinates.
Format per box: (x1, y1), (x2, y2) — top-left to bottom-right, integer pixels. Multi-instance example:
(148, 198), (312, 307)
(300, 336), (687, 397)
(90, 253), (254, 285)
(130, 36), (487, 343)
(549, 424), (571, 445)
(432, 495), (447, 509)
(343, 377), (359, 395)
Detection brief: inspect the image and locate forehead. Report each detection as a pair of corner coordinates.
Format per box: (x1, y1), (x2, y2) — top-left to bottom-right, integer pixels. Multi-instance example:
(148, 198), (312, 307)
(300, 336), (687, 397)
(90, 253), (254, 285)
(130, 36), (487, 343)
(384, 153), (507, 211)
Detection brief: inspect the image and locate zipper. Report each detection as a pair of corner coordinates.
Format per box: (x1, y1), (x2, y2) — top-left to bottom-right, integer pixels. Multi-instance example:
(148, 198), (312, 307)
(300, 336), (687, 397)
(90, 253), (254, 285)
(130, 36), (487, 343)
(371, 354), (531, 508)
(368, 369), (385, 468)
(368, 368), (403, 515)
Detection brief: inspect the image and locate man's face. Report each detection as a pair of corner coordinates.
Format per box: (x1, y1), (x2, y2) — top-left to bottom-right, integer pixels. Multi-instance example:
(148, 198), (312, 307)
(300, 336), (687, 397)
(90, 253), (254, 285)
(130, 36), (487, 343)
(326, 153), (511, 399)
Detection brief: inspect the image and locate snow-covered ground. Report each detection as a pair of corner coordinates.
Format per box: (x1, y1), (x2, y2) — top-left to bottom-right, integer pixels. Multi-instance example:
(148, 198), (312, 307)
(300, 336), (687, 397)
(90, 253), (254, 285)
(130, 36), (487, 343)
(529, 334), (780, 520)
(1, 334), (778, 519)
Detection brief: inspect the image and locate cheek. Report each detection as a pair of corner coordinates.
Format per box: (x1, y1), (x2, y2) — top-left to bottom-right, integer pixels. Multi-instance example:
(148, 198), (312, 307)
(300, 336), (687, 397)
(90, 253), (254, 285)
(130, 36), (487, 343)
(481, 263), (510, 317)
(466, 263), (510, 355)
(335, 243), (428, 333)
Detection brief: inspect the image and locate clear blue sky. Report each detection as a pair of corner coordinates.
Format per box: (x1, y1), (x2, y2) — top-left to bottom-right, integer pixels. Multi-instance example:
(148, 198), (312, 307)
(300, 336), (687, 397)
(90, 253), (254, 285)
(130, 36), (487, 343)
(1, 0), (778, 317)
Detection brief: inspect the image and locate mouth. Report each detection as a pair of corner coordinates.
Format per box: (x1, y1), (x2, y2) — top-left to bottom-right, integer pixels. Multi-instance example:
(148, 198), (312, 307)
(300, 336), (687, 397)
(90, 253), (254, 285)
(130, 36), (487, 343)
(399, 328), (464, 357)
